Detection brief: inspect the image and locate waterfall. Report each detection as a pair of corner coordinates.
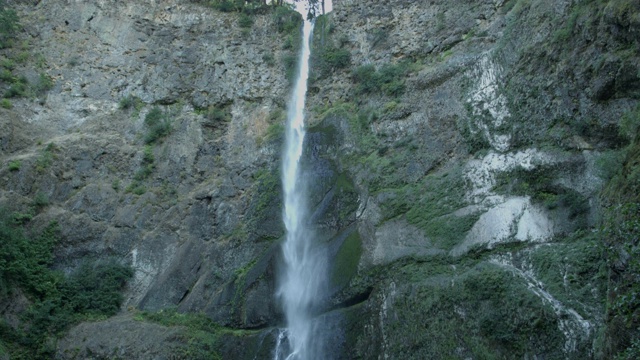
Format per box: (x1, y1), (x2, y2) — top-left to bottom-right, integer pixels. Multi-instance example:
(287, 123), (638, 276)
(275, 13), (327, 360)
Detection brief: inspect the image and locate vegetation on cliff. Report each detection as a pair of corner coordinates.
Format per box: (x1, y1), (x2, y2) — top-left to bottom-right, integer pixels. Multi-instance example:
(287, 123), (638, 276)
(602, 105), (640, 359)
(0, 210), (133, 359)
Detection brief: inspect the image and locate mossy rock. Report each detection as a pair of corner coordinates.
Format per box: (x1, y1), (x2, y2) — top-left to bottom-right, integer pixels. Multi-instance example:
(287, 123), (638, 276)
(330, 230), (362, 291)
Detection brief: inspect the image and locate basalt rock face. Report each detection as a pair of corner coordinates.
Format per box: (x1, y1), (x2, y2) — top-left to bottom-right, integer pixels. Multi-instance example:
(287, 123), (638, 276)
(1, 0), (296, 353)
(303, 0), (638, 358)
(0, 0), (638, 358)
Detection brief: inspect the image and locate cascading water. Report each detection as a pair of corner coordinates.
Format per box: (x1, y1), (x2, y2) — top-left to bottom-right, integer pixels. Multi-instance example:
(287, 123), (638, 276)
(275, 11), (327, 360)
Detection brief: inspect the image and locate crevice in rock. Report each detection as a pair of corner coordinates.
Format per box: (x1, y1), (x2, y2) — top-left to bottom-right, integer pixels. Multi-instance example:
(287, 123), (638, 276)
(329, 287), (373, 312)
(178, 288), (190, 303)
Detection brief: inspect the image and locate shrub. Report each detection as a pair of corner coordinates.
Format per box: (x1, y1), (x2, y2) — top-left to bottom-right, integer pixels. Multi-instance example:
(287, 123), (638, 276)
(134, 145), (155, 181)
(4, 82), (26, 98)
(7, 160), (19, 171)
(352, 63), (407, 97)
(20, 52), (33, 64)
(210, 0), (243, 12)
(145, 122), (172, 144)
(238, 13), (253, 28)
(143, 144), (155, 164)
(0, 58), (15, 70)
(126, 181), (147, 195)
(315, 46), (351, 75)
(0, 216), (58, 298)
(204, 105), (230, 123)
(0, 69), (12, 82)
(0, 1), (19, 49)
(144, 107), (164, 127)
(144, 107), (172, 144)
(33, 72), (53, 94)
(283, 53), (298, 83)
(60, 261), (134, 316)
(136, 309), (224, 360)
(11, 212), (32, 225)
(262, 53), (275, 66)
(35, 142), (57, 171)
(370, 28), (388, 48)
(119, 94), (142, 110)
(32, 192), (49, 211)
(22, 260), (133, 357)
(265, 122), (284, 142)
(0, 98), (11, 109)
(322, 47), (351, 68)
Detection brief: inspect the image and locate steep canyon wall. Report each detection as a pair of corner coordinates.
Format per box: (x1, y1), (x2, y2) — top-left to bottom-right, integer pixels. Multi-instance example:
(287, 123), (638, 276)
(0, 0), (639, 358)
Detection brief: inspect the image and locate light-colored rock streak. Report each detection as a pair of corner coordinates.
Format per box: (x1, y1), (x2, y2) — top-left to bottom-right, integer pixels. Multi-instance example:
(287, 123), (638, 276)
(490, 255), (593, 354)
(451, 196), (554, 256)
(467, 54), (512, 152)
(465, 149), (557, 203)
(452, 149), (558, 255)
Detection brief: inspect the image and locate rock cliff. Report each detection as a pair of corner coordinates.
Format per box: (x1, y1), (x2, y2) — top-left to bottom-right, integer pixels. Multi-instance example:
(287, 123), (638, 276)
(0, 0), (639, 359)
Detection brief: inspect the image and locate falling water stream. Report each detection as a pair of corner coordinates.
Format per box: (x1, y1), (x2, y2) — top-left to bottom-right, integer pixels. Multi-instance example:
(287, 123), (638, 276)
(274, 10), (326, 360)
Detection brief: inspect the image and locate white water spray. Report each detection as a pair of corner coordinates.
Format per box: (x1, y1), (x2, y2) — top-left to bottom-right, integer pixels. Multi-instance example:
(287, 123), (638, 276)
(275, 13), (327, 360)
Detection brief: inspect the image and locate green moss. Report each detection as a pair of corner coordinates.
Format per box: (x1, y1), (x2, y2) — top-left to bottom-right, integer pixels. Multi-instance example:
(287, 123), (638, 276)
(413, 212), (481, 250)
(352, 62), (411, 97)
(459, 104), (493, 154)
(553, 7), (580, 43)
(315, 103), (475, 249)
(620, 103), (640, 141)
(247, 168), (283, 241)
(111, 179), (120, 191)
(252, 169), (280, 216)
(336, 172), (355, 192)
(529, 232), (607, 318)
(331, 231), (362, 289)
(137, 308), (268, 360)
(375, 165), (475, 249)
(601, 112), (640, 356)
(372, 262), (564, 358)
(493, 165), (590, 223)
(136, 309), (222, 360)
